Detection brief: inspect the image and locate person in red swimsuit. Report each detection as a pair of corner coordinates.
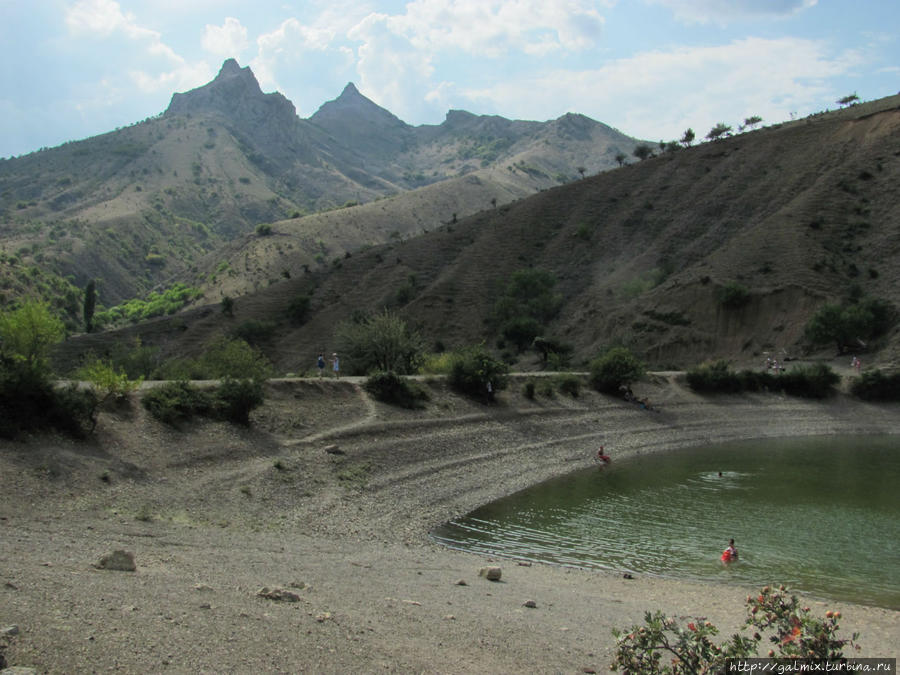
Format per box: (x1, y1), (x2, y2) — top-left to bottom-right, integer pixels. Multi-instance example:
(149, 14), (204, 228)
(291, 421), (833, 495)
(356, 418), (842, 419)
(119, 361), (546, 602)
(597, 446), (611, 464)
(721, 538), (738, 563)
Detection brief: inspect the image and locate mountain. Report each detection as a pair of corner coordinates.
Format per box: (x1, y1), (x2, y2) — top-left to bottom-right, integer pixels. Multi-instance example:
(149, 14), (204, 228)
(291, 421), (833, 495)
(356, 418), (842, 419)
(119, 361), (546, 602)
(0, 59), (639, 320)
(53, 93), (900, 373)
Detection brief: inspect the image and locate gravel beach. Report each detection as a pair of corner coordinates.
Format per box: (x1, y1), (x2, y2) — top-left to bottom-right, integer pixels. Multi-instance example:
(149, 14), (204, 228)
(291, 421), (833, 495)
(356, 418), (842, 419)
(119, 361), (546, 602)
(2, 374), (898, 673)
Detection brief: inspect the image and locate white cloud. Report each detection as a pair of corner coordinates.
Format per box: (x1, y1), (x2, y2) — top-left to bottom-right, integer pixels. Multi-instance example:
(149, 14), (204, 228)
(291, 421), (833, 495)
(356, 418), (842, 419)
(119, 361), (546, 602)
(650, 0), (818, 25)
(250, 17), (337, 91)
(461, 37), (861, 138)
(64, 0), (210, 95)
(386, 0), (605, 57)
(202, 17), (250, 59)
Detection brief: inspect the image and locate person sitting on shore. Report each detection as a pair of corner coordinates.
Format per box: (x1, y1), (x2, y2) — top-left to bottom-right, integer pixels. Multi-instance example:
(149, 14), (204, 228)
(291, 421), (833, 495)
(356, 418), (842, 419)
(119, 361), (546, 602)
(721, 538), (738, 564)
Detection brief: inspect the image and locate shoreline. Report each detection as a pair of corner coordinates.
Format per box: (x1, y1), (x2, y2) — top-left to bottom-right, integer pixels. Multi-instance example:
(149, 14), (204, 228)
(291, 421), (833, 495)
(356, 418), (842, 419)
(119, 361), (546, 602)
(2, 374), (899, 672)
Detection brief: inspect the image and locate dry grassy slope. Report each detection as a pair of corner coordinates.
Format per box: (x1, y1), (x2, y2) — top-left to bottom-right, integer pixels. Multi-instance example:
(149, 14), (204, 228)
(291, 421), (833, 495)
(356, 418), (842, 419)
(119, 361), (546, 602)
(52, 96), (900, 375)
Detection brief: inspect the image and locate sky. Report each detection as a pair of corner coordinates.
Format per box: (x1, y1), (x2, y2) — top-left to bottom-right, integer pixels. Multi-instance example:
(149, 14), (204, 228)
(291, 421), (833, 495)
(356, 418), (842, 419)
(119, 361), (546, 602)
(1, 0), (898, 158)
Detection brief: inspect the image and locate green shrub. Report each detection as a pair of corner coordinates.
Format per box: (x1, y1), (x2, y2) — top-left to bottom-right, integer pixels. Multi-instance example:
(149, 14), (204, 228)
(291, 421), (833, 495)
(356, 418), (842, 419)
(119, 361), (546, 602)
(232, 319), (276, 345)
(523, 380), (536, 399)
(686, 360), (743, 393)
(288, 294), (310, 324)
(804, 297), (896, 353)
(216, 377), (264, 425)
(141, 380), (216, 425)
(589, 347), (644, 394)
(777, 363), (839, 398)
(687, 361), (837, 398)
(255, 223), (273, 236)
(201, 337), (273, 381)
(851, 370), (900, 401)
(501, 316), (542, 352)
(447, 345), (509, 401)
(364, 371), (429, 409)
(335, 309), (424, 375)
(716, 281), (751, 309)
(554, 373), (582, 397)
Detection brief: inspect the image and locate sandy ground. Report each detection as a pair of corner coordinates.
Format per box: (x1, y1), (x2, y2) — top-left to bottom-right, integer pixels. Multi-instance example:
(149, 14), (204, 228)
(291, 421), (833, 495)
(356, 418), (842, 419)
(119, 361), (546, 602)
(1, 373), (898, 673)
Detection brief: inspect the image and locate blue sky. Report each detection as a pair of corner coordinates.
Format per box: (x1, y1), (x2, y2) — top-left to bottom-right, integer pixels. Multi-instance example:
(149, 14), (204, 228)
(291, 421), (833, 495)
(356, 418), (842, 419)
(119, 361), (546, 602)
(1, 0), (897, 158)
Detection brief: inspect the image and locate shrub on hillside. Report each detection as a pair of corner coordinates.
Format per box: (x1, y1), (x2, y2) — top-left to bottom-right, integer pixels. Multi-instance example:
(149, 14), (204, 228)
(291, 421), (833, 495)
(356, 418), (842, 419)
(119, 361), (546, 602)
(850, 370), (900, 401)
(335, 309), (424, 375)
(216, 377), (264, 425)
(589, 347), (644, 394)
(804, 297), (896, 353)
(232, 319), (277, 345)
(686, 360), (743, 393)
(777, 363), (839, 398)
(716, 281), (751, 309)
(364, 371), (429, 409)
(447, 345), (509, 401)
(554, 373), (582, 397)
(687, 361), (838, 398)
(141, 380), (216, 426)
(288, 294), (311, 324)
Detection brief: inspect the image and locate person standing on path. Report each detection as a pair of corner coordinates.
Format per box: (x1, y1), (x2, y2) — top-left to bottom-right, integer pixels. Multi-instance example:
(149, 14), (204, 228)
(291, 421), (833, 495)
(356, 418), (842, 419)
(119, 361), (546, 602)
(331, 352), (340, 378)
(317, 353), (326, 378)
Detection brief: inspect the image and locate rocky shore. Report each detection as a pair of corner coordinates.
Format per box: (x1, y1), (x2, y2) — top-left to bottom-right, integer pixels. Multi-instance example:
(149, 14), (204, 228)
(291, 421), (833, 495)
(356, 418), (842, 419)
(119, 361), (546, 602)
(1, 374), (898, 673)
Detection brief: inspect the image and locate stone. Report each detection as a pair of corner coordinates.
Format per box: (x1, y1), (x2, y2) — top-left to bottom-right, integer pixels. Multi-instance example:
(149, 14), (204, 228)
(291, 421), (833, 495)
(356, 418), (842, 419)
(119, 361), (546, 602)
(478, 566), (502, 581)
(95, 550), (136, 572)
(455, 579), (467, 586)
(257, 587), (301, 602)
(1, 625), (19, 636)
(523, 600), (537, 608)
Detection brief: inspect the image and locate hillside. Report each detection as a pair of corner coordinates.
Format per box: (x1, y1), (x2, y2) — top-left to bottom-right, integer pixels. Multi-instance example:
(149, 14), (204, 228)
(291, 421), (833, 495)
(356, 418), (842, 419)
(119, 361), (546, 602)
(52, 93), (900, 375)
(0, 59), (638, 318)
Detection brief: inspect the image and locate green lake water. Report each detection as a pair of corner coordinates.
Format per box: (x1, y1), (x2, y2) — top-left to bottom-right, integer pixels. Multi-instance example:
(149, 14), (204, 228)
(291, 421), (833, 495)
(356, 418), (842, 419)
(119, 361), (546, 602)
(431, 435), (900, 609)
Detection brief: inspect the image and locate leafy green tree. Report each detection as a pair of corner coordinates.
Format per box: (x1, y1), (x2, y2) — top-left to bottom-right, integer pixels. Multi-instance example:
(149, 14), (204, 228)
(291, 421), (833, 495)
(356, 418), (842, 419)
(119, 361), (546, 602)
(221, 295), (234, 317)
(716, 281), (751, 309)
(0, 300), (65, 372)
(493, 269), (563, 353)
(589, 347), (644, 394)
(576, 166), (586, 179)
(680, 128), (695, 147)
(741, 115), (762, 130)
(335, 309), (424, 375)
(705, 122), (732, 141)
(447, 344), (508, 401)
(200, 337), (273, 382)
(804, 298), (895, 353)
(633, 144), (654, 161)
(837, 93), (860, 107)
(614, 152), (627, 167)
(83, 279), (96, 333)
(75, 357), (143, 432)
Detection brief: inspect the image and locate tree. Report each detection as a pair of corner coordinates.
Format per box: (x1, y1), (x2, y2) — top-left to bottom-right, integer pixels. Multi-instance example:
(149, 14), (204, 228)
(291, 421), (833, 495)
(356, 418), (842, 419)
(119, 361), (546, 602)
(0, 300), (65, 372)
(589, 347), (644, 394)
(741, 115), (762, 131)
(679, 128), (695, 147)
(334, 309), (424, 375)
(614, 152), (627, 167)
(576, 166), (586, 179)
(837, 93), (860, 107)
(705, 123), (732, 141)
(83, 279), (96, 333)
(804, 298), (895, 353)
(633, 144), (654, 161)
(447, 344), (508, 401)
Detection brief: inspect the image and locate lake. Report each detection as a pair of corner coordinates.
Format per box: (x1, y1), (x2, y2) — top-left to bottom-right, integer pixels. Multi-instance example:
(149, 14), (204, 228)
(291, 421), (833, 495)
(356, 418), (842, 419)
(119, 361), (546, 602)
(431, 435), (900, 609)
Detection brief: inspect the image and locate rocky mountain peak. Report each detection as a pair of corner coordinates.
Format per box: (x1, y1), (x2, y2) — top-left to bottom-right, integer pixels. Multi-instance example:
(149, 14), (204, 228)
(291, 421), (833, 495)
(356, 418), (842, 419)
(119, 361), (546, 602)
(164, 59), (296, 125)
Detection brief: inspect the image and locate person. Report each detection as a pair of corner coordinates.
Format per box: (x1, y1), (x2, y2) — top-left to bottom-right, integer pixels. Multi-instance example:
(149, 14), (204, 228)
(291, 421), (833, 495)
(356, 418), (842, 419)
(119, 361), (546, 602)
(721, 538), (738, 564)
(317, 353), (326, 378)
(597, 446), (611, 464)
(331, 352), (340, 378)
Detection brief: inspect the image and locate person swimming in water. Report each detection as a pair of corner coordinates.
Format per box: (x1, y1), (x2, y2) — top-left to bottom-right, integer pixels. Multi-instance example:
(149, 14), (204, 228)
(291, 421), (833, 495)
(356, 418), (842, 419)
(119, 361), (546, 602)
(721, 538), (738, 564)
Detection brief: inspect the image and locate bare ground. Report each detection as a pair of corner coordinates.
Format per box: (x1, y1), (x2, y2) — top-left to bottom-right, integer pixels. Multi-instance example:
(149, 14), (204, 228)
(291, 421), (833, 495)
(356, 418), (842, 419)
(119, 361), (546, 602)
(1, 374), (898, 673)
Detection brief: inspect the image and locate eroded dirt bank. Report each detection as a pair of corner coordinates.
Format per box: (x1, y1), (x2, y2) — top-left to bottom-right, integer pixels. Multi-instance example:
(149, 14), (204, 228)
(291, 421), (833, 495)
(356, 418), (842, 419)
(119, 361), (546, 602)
(2, 374), (898, 673)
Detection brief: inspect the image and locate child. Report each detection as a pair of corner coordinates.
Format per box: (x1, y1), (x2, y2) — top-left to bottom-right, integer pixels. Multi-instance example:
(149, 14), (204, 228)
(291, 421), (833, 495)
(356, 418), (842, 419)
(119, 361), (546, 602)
(721, 538), (738, 564)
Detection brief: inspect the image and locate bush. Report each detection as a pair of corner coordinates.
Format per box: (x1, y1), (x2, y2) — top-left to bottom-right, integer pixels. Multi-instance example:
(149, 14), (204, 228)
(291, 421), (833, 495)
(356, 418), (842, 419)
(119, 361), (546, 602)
(554, 373), (581, 397)
(216, 377), (264, 425)
(501, 316), (542, 352)
(687, 361), (838, 398)
(612, 585), (858, 672)
(141, 380), (216, 426)
(589, 347), (644, 394)
(364, 371), (429, 409)
(255, 223), (273, 236)
(288, 294), (310, 324)
(447, 345), (509, 401)
(232, 319), (276, 345)
(716, 281), (751, 309)
(523, 380), (536, 399)
(335, 309), (424, 375)
(75, 358), (143, 431)
(851, 370), (900, 401)
(804, 297), (896, 353)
